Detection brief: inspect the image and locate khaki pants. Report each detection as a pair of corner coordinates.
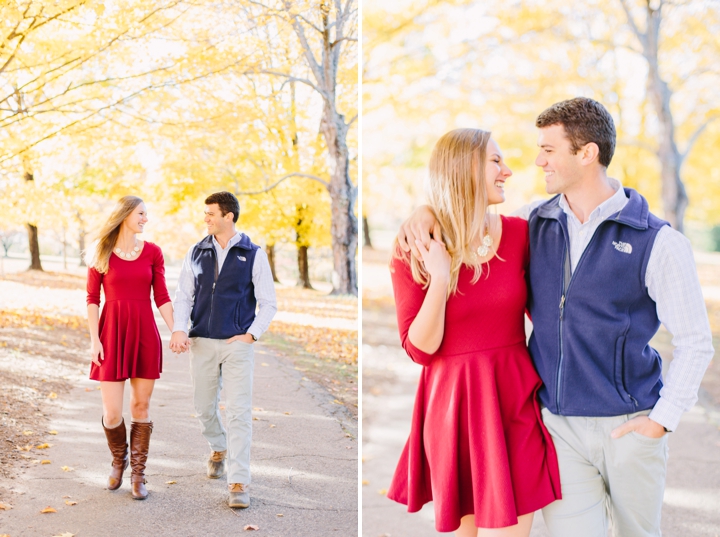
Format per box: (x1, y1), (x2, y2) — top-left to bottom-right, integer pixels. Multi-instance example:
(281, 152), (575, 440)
(190, 337), (254, 485)
(541, 408), (669, 537)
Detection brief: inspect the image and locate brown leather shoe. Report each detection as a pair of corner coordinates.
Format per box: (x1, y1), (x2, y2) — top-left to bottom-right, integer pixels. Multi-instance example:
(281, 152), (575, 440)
(207, 450), (226, 479)
(228, 483), (250, 508)
(129, 421), (153, 500)
(102, 417), (128, 491)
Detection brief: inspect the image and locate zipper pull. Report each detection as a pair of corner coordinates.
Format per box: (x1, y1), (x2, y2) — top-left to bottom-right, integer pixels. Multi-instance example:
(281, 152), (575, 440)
(212, 282), (216, 293)
(559, 294), (565, 319)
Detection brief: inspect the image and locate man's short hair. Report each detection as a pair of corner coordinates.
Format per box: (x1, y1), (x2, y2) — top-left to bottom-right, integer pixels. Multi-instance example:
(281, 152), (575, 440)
(205, 191), (240, 223)
(536, 97), (616, 167)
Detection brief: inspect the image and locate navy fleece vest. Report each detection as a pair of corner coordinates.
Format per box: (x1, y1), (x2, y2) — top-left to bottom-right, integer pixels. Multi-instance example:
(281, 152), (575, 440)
(188, 234), (259, 339)
(527, 188), (669, 416)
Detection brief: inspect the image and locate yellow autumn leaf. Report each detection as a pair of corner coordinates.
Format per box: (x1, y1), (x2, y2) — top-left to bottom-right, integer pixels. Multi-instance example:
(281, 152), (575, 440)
(48, 430), (58, 435)
(269, 424), (276, 428)
(22, 430), (33, 435)
(261, 363), (269, 367)
(48, 392), (58, 399)
(378, 489), (388, 495)
(41, 460), (52, 464)
(276, 514), (284, 517)
(40, 506), (57, 513)
(362, 480), (369, 485)
(61, 466), (74, 472)
(36, 443), (51, 449)
(0, 503), (12, 510)
(65, 500), (78, 506)
(166, 480), (177, 485)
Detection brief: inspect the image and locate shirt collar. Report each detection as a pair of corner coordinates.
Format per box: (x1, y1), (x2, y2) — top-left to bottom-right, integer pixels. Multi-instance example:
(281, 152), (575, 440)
(558, 177), (628, 225)
(212, 231), (242, 251)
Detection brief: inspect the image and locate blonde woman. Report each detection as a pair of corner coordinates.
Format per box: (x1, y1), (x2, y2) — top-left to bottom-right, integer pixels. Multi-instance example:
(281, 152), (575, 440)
(387, 129), (561, 536)
(86, 196), (175, 500)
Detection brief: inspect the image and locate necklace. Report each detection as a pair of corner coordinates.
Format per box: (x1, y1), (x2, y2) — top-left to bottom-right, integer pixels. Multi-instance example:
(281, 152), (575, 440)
(476, 229), (493, 258)
(115, 239), (140, 259)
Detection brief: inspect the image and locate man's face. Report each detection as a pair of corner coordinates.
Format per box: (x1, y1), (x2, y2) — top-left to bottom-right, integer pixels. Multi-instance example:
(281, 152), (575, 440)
(204, 203), (232, 236)
(534, 124), (583, 195)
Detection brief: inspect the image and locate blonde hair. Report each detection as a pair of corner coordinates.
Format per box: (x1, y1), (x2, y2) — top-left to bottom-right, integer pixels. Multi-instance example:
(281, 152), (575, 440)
(395, 128), (495, 296)
(89, 196), (144, 274)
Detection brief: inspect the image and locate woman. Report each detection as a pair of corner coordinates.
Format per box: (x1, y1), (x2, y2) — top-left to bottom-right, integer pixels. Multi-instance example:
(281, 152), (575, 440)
(86, 195), (175, 500)
(388, 129), (561, 536)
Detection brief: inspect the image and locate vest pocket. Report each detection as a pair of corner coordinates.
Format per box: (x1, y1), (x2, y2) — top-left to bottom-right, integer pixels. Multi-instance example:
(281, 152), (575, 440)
(614, 335), (634, 405)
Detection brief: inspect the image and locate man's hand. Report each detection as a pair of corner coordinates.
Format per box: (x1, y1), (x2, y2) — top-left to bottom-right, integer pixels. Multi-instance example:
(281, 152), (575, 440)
(227, 333), (255, 345)
(611, 415), (666, 439)
(397, 205), (442, 258)
(169, 330), (190, 353)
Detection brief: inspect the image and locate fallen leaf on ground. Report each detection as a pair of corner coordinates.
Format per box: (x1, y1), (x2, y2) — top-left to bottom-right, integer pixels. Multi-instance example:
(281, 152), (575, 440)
(276, 513), (284, 517)
(85, 388), (93, 392)
(378, 489), (387, 495)
(40, 506), (57, 513)
(243, 525), (259, 531)
(52, 533), (75, 537)
(269, 424), (276, 428)
(48, 430), (58, 435)
(332, 400), (343, 405)
(41, 460), (52, 464)
(48, 392), (58, 399)
(22, 430), (33, 435)
(166, 481), (177, 485)
(64, 500), (77, 506)
(252, 407), (263, 411)
(362, 480), (369, 485)
(62, 495), (71, 498)
(219, 405), (225, 410)
(252, 417), (259, 421)
(36, 443), (51, 449)
(0, 503), (12, 510)
(284, 412), (291, 415)
(61, 466), (74, 472)
(261, 363), (268, 367)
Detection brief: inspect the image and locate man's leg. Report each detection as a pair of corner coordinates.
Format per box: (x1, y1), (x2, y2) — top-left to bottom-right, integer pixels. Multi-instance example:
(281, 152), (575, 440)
(190, 337), (227, 453)
(540, 409), (608, 537)
(219, 339), (254, 485)
(600, 411), (668, 537)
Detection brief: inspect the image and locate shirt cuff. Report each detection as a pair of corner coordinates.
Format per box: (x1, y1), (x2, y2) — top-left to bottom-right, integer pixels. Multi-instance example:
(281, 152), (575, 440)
(648, 397), (684, 432)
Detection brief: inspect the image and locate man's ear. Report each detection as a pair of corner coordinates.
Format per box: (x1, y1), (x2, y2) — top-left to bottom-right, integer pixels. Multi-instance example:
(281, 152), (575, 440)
(580, 142), (600, 166)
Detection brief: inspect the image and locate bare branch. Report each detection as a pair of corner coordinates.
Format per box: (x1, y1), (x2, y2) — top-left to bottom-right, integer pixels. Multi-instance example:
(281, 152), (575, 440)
(680, 115), (719, 164)
(236, 173), (330, 195)
(618, 0), (648, 51)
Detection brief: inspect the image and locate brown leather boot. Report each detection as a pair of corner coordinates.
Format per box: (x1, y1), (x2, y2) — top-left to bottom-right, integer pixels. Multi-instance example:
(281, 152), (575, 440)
(102, 417), (128, 491)
(130, 421), (153, 500)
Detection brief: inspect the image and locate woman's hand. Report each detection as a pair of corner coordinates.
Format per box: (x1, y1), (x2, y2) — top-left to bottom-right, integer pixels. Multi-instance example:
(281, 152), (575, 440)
(415, 239), (450, 285)
(90, 340), (104, 367)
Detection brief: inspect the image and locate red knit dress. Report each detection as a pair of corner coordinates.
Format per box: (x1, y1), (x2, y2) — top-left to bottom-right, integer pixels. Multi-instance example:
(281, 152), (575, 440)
(387, 216), (561, 531)
(87, 241), (171, 381)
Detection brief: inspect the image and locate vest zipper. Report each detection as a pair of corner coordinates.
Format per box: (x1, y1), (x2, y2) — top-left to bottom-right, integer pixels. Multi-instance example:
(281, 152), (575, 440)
(207, 250), (219, 334)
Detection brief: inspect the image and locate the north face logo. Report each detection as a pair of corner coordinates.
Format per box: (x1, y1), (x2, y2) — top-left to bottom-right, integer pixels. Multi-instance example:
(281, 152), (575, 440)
(612, 241), (632, 254)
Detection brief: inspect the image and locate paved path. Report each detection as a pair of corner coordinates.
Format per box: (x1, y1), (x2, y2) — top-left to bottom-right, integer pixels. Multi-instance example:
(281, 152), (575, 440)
(0, 324), (358, 536)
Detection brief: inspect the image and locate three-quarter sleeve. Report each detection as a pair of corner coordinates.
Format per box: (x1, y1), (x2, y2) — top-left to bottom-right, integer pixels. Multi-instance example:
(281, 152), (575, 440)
(87, 266), (103, 306)
(151, 245), (172, 309)
(390, 254), (436, 366)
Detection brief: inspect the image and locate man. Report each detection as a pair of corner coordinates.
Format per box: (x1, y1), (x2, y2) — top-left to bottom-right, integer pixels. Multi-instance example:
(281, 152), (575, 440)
(397, 97), (713, 536)
(170, 191), (277, 508)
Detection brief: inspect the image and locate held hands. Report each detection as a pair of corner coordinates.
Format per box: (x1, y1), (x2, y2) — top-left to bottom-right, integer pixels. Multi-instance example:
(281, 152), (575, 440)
(611, 415), (667, 439)
(90, 340), (104, 367)
(397, 205), (441, 258)
(227, 333), (255, 345)
(169, 330), (190, 354)
(415, 238), (451, 285)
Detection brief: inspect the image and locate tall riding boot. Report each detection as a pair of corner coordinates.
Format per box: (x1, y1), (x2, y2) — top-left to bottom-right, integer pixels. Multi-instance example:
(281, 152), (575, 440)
(102, 417), (128, 491)
(130, 420), (153, 500)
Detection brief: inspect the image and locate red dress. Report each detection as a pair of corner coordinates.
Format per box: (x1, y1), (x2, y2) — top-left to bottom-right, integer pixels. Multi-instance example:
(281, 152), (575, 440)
(87, 241), (171, 381)
(388, 216), (561, 531)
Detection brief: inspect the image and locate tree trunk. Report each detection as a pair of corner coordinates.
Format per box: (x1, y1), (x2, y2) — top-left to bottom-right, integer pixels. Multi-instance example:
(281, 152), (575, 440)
(24, 168), (43, 271)
(322, 103), (358, 295)
(363, 215), (373, 249)
(26, 223), (42, 271)
(78, 226), (86, 267)
(266, 243), (280, 283)
(296, 245), (313, 289)
(644, 5), (687, 232)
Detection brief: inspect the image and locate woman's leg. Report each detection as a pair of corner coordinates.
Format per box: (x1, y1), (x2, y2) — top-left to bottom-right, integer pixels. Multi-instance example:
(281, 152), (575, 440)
(129, 378), (155, 421)
(128, 378), (156, 500)
(456, 515), (478, 537)
(477, 513), (534, 537)
(100, 381), (125, 426)
(100, 381), (128, 490)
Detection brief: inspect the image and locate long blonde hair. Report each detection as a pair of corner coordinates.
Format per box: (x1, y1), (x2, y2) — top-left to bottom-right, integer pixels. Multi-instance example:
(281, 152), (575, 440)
(396, 128), (494, 296)
(89, 196), (144, 274)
